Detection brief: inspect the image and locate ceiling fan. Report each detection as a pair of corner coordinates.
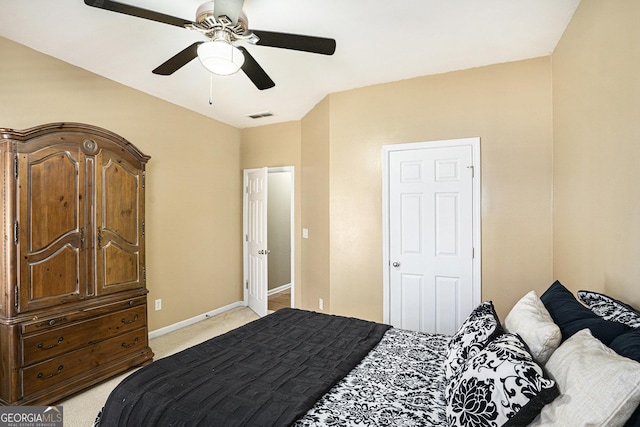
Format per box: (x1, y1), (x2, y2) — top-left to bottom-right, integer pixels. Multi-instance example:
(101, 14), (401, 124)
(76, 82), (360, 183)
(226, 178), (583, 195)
(84, 0), (336, 90)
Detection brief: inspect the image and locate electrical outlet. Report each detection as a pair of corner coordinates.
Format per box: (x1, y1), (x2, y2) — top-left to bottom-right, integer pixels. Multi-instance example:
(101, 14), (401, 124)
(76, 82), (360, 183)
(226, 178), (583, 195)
(319, 298), (323, 311)
(155, 299), (162, 311)
(302, 228), (309, 239)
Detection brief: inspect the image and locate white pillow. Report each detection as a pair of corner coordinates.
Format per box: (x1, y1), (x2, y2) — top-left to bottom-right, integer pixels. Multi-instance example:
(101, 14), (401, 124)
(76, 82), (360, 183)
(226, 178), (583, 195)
(504, 290), (561, 364)
(530, 329), (640, 427)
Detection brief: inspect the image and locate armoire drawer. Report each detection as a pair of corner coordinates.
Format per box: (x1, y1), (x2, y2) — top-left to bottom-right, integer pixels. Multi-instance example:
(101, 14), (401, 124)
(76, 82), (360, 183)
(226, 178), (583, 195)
(21, 327), (148, 397)
(21, 296), (147, 335)
(22, 304), (147, 366)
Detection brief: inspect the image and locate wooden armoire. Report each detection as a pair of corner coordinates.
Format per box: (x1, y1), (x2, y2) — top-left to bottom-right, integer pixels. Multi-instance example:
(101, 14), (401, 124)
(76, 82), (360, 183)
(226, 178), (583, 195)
(0, 123), (153, 406)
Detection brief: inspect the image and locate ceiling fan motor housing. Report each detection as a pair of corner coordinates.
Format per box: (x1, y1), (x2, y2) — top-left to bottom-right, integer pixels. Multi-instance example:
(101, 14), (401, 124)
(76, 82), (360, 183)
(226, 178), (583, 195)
(196, 1), (248, 31)
(196, 1), (217, 22)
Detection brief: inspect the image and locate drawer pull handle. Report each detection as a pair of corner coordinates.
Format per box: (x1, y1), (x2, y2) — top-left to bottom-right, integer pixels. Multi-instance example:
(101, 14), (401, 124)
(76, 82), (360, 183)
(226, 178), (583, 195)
(37, 337), (63, 350)
(121, 338), (139, 348)
(35, 317), (67, 329)
(121, 314), (139, 324)
(37, 365), (63, 380)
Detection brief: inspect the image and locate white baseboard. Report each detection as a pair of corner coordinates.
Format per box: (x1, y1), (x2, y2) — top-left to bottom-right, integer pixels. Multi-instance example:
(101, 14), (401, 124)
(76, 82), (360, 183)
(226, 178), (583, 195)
(268, 283), (291, 296)
(148, 301), (245, 340)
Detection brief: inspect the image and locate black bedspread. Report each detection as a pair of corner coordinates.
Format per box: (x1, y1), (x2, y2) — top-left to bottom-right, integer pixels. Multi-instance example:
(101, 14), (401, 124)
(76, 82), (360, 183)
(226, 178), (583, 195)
(98, 308), (391, 427)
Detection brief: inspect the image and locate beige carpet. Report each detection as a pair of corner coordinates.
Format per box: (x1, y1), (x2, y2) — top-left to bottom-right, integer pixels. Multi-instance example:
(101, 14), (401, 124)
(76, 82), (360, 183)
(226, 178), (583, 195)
(57, 307), (259, 427)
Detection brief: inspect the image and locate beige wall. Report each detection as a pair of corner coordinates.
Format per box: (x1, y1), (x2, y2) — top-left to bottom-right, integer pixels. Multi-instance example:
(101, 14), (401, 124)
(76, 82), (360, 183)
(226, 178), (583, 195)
(0, 37), (243, 332)
(552, 0), (640, 307)
(240, 122), (302, 306)
(244, 58), (555, 322)
(300, 98), (332, 313)
(322, 58), (554, 321)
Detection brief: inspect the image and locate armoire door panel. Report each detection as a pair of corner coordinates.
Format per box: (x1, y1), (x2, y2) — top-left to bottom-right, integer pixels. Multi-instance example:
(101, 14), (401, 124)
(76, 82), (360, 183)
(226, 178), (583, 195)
(96, 152), (145, 295)
(102, 242), (139, 288)
(17, 144), (87, 312)
(28, 152), (79, 251)
(29, 245), (80, 300)
(101, 160), (139, 245)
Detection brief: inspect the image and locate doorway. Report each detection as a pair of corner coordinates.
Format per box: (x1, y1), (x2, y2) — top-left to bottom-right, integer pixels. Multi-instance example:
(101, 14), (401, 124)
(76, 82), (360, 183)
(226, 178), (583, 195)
(382, 138), (481, 334)
(243, 167), (295, 316)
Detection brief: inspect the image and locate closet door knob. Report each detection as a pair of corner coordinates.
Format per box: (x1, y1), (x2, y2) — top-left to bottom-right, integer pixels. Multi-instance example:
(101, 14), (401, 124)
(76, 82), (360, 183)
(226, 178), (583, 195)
(392, 261), (401, 268)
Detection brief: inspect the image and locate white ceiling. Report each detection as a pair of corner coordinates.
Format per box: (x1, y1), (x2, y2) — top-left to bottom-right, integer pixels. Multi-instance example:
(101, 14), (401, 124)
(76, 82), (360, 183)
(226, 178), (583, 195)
(0, 0), (580, 129)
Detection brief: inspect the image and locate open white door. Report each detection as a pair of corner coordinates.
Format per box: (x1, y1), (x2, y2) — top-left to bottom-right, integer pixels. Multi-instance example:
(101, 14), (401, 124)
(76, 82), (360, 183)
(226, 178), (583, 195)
(245, 168), (268, 317)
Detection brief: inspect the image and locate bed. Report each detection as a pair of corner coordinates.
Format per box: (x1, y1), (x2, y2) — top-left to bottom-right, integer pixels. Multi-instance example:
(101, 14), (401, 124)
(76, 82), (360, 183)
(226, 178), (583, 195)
(95, 281), (640, 426)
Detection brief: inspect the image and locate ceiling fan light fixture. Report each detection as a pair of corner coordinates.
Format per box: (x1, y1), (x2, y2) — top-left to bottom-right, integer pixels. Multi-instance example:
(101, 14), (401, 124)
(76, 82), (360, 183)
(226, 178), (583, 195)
(197, 39), (245, 75)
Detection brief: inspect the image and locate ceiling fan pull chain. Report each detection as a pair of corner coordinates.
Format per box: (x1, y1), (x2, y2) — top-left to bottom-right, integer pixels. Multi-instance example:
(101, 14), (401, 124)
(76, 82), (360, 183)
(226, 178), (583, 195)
(209, 72), (214, 105)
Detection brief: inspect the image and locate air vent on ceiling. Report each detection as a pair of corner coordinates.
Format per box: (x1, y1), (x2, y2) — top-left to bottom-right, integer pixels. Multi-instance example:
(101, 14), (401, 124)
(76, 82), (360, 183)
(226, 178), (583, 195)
(246, 111), (274, 119)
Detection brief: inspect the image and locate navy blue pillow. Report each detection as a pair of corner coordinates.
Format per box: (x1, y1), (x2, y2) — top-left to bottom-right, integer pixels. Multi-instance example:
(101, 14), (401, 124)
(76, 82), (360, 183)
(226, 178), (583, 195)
(540, 281), (629, 345)
(623, 405), (639, 427)
(610, 328), (640, 363)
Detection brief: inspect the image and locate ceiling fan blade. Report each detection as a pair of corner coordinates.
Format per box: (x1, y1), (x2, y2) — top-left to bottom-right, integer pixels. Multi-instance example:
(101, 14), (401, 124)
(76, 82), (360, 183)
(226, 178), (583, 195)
(152, 42), (202, 75)
(84, 0), (193, 28)
(251, 30), (336, 55)
(238, 47), (275, 90)
(213, 0), (244, 24)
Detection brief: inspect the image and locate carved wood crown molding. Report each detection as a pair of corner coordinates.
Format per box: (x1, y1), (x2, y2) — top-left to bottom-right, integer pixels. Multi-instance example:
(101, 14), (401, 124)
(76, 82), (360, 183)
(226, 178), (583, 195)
(0, 122), (150, 164)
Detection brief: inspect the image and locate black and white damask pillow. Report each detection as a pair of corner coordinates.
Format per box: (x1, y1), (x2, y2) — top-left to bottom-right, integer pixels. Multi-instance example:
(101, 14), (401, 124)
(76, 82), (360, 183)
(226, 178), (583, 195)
(444, 301), (504, 381)
(578, 290), (640, 328)
(446, 333), (559, 427)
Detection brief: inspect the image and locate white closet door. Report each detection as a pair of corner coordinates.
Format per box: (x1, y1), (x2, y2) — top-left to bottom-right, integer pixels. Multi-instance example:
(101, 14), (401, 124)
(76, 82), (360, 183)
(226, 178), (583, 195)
(386, 139), (479, 334)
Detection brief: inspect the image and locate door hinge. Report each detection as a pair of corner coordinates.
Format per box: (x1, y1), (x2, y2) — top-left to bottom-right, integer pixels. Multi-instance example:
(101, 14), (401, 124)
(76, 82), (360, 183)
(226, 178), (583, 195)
(142, 172), (145, 189)
(13, 154), (18, 180)
(13, 220), (18, 245)
(142, 267), (146, 281)
(245, 279), (249, 290)
(467, 165), (475, 178)
(472, 247), (475, 258)
(142, 221), (145, 237)
(245, 234), (248, 242)
(14, 285), (18, 309)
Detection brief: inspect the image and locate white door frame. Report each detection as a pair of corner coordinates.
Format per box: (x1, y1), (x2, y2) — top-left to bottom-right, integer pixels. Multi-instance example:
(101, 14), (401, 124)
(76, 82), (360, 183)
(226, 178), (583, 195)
(243, 166), (295, 312)
(382, 138), (481, 324)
